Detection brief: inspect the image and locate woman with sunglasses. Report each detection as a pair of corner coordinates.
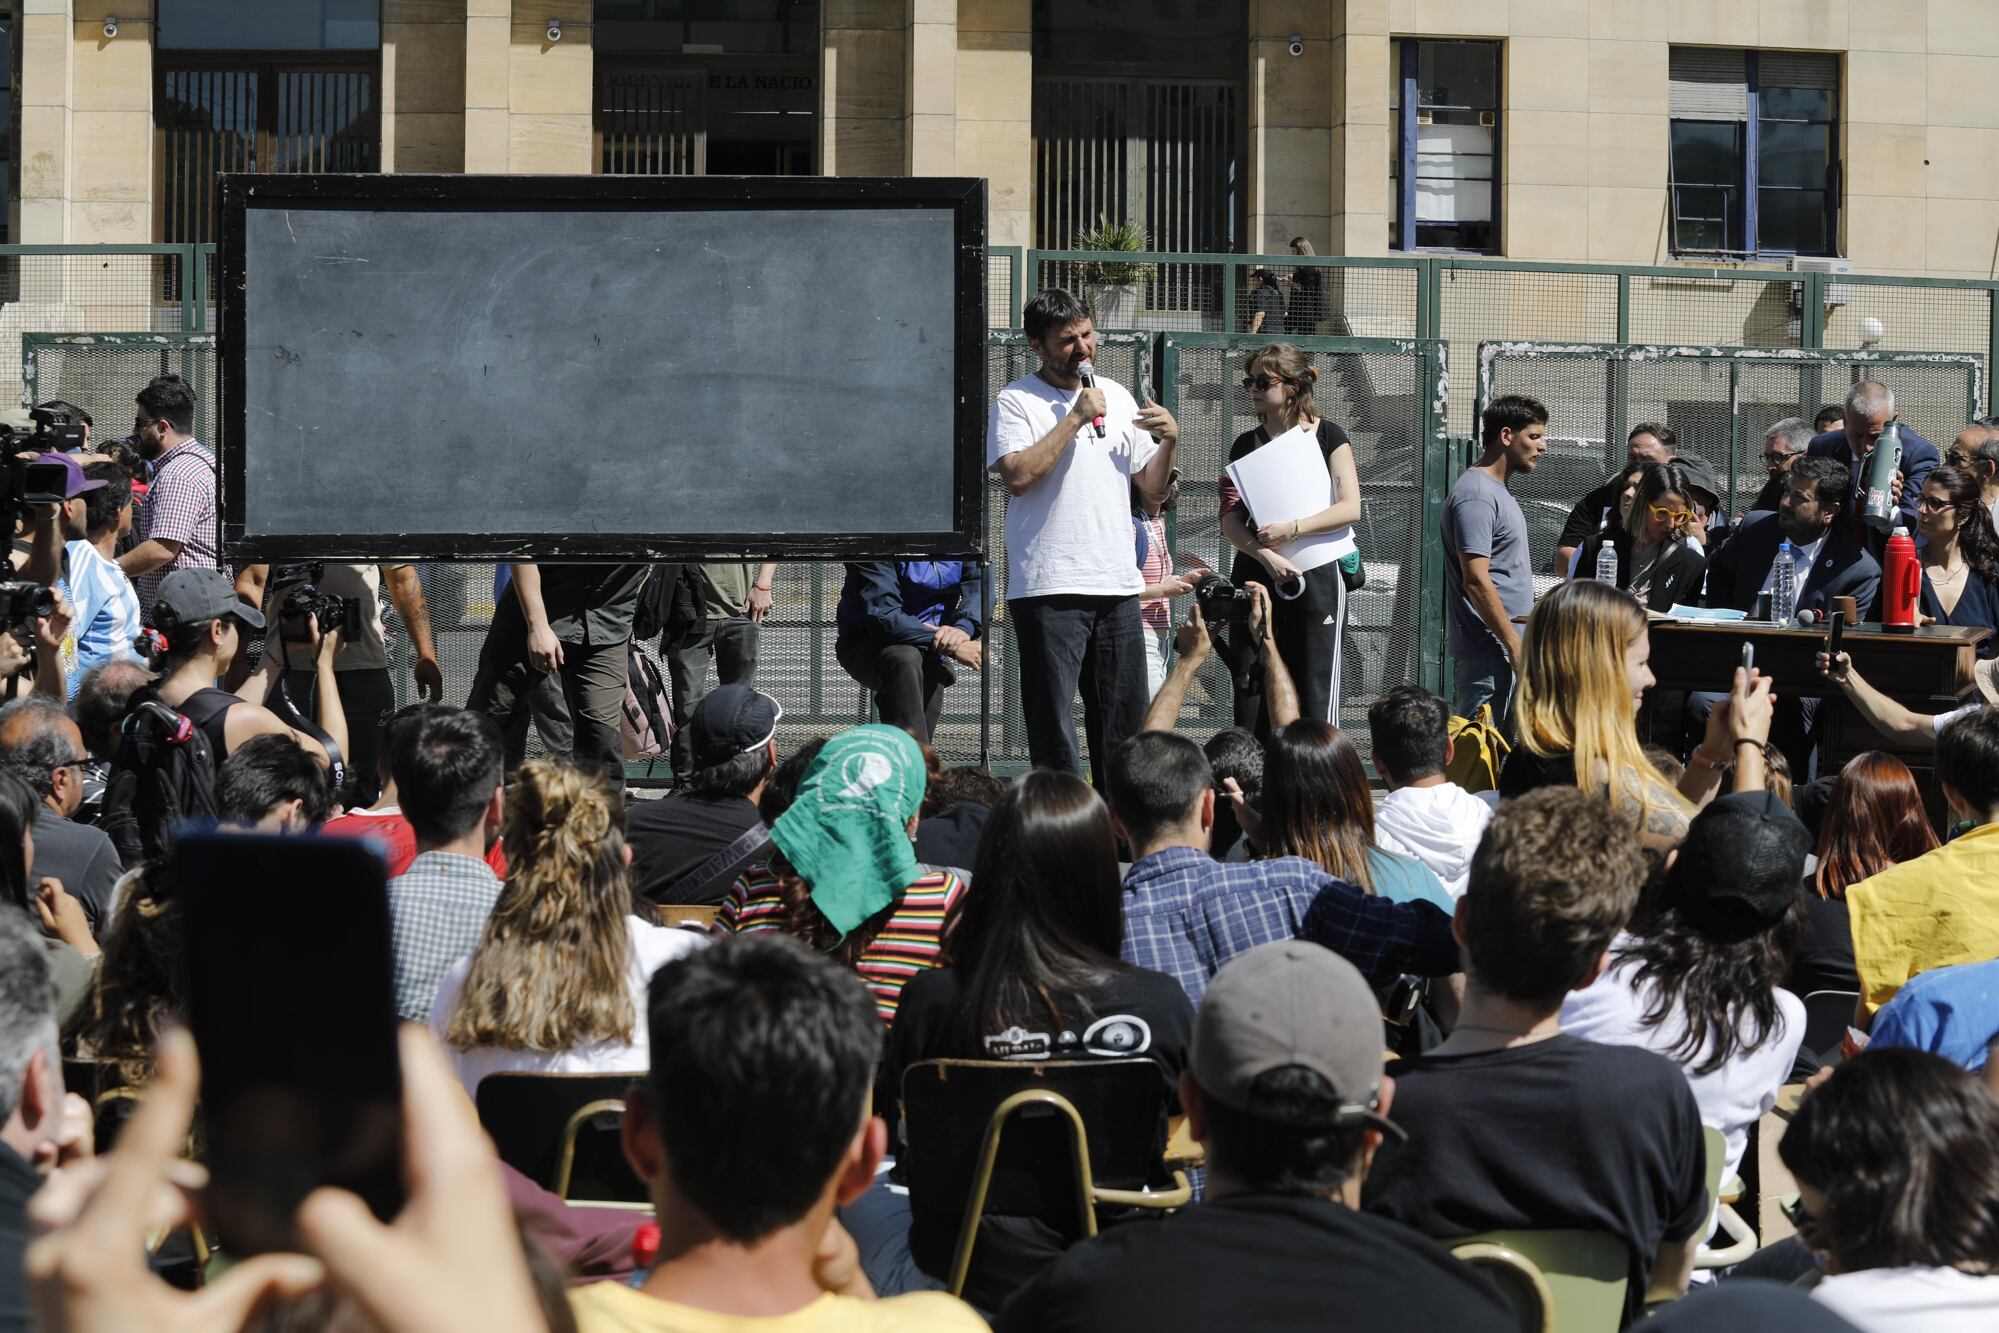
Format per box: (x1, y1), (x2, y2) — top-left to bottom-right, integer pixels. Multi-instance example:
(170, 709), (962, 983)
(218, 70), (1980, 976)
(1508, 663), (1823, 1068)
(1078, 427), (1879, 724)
(1911, 463), (1999, 659)
(1218, 343), (1363, 734)
(1572, 461), (1708, 612)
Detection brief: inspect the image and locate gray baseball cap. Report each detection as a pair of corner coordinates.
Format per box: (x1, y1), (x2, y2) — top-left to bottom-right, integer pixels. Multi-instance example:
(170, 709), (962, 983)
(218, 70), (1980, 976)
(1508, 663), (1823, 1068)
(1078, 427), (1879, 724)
(1190, 940), (1404, 1140)
(153, 567), (265, 632)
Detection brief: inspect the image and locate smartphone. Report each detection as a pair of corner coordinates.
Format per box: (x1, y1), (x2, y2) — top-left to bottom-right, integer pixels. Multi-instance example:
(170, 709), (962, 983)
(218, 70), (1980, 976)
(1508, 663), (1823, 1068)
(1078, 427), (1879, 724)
(1826, 609), (1846, 662)
(178, 832), (404, 1254)
(1740, 641), (1755, 675)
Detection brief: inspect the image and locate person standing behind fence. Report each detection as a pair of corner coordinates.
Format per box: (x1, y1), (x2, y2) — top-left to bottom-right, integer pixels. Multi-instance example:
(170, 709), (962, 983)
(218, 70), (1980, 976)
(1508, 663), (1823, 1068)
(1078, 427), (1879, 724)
(118, 374), (219, 625)
(1285, 237), (1324, 336)
(662, 559), (775, 780)
(989, 288), (1180, 780)
(1220, 343), (1361, 734)
(1444, 395), (1546, 731)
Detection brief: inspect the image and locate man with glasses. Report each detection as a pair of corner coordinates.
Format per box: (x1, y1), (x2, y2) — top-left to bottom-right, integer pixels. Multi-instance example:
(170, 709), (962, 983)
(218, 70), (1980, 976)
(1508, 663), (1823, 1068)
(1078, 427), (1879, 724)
(1749, 417), (1814, 514)
(1946, 418), (1999, 526)
(116, 374), (220, 626)
(0, 696), (121, 937)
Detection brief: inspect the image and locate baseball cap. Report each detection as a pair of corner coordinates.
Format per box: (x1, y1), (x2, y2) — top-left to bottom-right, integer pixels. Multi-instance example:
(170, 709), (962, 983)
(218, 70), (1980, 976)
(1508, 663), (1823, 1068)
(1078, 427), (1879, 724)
(689, 684), (781, 767)
(153, 567), (266, 633)
(1673, 453), (1723, 509)
(1666, 790), (1810, 936)
(1190, 940), (1404, 1141)
(33, 452), (106, 500)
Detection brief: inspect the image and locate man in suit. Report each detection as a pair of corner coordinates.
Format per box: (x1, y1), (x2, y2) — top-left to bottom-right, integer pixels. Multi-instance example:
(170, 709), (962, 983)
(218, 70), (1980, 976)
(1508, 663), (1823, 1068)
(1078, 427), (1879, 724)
(1701, 456), (1880, 774)
(1705, 456), (1882, 617)
(1806, 380), (1940, 552)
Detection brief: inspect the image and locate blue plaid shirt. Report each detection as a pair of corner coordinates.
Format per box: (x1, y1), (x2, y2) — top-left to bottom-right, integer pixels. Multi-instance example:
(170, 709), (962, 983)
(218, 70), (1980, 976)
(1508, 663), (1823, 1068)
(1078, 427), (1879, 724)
(1121, 845), (1460, 1008)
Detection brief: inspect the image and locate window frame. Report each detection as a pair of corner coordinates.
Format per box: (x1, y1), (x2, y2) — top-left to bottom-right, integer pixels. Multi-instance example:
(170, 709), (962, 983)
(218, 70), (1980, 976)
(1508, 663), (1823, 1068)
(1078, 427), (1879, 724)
(1391, 37), (1503, 256)
(1669, 49), (1840, 261)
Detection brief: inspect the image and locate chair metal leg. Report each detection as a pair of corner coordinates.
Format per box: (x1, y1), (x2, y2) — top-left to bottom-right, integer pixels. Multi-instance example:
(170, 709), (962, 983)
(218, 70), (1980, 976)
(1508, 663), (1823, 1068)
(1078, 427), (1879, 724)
(947, 1089), (1097, 1298)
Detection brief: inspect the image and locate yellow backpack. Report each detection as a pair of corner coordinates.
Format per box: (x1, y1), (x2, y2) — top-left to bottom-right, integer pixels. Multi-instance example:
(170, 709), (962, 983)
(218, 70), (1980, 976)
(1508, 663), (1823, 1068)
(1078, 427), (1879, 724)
(1445, 704), (1511, 794)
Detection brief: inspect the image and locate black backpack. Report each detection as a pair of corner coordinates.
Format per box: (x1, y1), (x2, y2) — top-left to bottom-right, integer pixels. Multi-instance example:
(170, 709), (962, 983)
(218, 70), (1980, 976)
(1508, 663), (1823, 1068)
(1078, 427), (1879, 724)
(99, 686), (231, 867)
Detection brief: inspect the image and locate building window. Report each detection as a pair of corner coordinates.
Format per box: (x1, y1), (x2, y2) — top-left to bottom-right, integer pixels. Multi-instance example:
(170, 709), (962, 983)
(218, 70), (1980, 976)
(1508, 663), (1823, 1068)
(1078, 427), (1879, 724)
(157, 0), (379, 50)
(1390, 39), (1499, 253)
(1669, 48), (1839, 258)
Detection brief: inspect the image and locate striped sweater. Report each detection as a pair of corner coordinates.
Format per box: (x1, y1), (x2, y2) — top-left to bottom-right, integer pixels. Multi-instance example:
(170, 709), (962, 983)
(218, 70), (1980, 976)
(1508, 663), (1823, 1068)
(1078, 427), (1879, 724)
(714, 864), (968, 1024)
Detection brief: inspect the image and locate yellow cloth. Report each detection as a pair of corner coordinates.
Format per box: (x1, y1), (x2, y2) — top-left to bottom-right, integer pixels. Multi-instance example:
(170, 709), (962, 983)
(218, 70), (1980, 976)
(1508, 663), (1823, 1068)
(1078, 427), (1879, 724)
(1848, 823), (1999, 1012)
(569, 1282), (986, 1333)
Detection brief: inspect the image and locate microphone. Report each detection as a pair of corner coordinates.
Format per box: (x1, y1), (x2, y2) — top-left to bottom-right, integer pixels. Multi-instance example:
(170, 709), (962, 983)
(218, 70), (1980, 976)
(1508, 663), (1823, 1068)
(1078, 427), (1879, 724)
(1794, 607), (1819, 626)
(1077, 360), (1105, 438)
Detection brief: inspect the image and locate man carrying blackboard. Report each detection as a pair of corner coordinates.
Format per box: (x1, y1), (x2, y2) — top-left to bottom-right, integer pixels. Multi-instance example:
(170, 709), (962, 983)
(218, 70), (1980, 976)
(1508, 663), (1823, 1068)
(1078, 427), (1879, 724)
(990, 288), (1180, 780)
(467, 561), (647, 786)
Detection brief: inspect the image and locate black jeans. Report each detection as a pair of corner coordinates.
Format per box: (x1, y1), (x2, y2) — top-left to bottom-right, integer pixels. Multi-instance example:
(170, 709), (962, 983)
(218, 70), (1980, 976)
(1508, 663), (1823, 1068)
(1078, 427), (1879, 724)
(836, 634), (956, 744)
(283, 664), (395, 806)
(1008, 593), (1146, 781)
(1234, 560), (1348, 736)
(467, 594), (629, 787)
(663, 614), (760, 776)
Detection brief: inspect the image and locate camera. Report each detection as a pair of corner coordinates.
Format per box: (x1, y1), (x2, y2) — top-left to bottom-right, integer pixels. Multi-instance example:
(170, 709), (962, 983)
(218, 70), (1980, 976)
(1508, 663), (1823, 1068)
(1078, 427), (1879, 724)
(0, 581), (55, 630)
(0, 457), (76, 528)
(0, 406), (88, 456)
(546, 20), (563, 41)
(1288, 35), (1305, 56)
(273, 563), (359, 642)
(1194, 572), (1254, 624)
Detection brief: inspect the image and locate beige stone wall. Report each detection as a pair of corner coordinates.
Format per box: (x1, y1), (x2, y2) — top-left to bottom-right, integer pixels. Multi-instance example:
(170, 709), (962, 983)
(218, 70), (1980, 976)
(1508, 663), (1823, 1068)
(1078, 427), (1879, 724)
(821, 0), (905, 175)
(383, 0), (465, 174)
(18, 0), (154, 245)
(955, 0), (1029, 251)
(466, 0), (593, 175)
(1248, 0), (1335, 256)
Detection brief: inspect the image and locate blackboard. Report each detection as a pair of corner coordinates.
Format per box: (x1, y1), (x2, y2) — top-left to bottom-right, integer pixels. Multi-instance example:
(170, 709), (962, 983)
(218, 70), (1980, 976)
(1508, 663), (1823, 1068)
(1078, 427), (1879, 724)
(219, 175), (986, 561)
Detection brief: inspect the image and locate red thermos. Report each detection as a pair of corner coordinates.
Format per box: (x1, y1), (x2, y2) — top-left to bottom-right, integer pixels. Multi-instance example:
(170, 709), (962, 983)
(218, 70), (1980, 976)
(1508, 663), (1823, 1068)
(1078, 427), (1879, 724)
(1881, 525), (1920, 633)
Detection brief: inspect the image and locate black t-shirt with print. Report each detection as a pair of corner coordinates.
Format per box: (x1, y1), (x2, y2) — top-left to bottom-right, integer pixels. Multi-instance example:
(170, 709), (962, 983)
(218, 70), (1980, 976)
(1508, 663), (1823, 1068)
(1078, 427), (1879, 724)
(1361, 1034), (1709, 1329)
(993, 1193), (1515, 1333)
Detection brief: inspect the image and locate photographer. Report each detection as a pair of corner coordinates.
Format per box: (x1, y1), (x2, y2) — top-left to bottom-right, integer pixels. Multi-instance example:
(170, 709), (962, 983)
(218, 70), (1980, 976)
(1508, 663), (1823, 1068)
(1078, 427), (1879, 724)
(235, 561), (444, 805)
(19, 457), (140, 698)
(33, 399), (91, 451)
(1144, 580), (1299, 736)
(116, 374), (219, 623)
(145, 568), (347, 770)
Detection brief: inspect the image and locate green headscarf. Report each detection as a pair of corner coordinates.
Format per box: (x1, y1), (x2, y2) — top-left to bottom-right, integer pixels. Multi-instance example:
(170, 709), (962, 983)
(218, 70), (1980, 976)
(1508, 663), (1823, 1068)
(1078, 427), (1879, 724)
(769, 724), (927, 939)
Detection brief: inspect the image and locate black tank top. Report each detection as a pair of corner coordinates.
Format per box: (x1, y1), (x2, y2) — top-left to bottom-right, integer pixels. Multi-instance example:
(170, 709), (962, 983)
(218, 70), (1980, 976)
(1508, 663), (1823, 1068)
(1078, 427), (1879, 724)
(176, 686), (239, 760)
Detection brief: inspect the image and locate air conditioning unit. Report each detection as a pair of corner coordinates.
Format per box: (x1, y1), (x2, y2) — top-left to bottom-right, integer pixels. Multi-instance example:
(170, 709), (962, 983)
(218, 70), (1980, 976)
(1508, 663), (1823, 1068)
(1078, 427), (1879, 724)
(1788, 255), (1853, 311)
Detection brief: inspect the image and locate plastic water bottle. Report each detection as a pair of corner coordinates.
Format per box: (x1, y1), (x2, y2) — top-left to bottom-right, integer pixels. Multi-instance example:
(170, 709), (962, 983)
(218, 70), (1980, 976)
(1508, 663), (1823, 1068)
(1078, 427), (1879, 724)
(1770, 540), (1798, 627)
(1593, 518), (1620, 585)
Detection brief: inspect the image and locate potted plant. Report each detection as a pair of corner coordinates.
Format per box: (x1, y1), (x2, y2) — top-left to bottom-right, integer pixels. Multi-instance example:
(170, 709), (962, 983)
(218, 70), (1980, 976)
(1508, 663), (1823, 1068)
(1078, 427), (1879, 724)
(1074, 218), (1149, 329)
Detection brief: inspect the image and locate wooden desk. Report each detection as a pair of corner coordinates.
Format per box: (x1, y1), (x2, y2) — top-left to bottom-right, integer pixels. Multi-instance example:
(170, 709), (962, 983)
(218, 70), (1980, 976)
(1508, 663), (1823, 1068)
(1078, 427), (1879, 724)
(1647, 620), (1988, 826)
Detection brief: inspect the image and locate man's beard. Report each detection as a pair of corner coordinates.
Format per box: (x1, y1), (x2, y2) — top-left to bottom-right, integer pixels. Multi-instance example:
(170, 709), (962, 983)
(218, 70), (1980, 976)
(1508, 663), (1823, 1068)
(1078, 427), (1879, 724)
(1778, 511), (1827, 544)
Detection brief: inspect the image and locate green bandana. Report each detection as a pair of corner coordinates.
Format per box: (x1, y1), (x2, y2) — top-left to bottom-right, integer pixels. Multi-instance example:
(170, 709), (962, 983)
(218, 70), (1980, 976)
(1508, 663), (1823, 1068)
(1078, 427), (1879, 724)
(769, 724), (927, 939)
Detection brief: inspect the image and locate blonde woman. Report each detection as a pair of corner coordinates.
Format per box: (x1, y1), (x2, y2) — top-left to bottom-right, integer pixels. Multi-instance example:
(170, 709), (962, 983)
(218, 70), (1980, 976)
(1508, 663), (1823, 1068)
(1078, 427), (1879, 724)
(430, 760), (705, 1096)
(1498, 580), (1774, 852)
(1219, 342), (1363, 734)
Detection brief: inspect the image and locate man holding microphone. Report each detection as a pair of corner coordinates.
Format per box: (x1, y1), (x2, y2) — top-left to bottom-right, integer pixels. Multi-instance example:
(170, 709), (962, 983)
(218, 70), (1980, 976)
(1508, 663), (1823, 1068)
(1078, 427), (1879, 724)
(990, 288), (1179, 779)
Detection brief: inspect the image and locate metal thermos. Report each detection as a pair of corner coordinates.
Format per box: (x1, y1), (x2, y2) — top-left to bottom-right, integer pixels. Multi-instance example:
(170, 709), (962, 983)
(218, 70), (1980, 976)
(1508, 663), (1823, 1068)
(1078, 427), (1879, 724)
(1881, 524), (1920, 633)
(1862, 419), (1904, 531)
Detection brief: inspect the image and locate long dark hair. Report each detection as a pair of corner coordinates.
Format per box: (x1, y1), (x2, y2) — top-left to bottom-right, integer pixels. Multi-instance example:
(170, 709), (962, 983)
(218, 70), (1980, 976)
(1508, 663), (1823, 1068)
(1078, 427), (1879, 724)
(67, 862), (178, 1088)
(0, 768), (38, 912)
(947, 770), (1126, 1055)
(1261, 721), (1377, 892)
(1780, 1048), (1999, 1273)
(1927, 463), (1999, 582)
(1618, 891), (1804, 1076)
(1812, 752), (1937, 900)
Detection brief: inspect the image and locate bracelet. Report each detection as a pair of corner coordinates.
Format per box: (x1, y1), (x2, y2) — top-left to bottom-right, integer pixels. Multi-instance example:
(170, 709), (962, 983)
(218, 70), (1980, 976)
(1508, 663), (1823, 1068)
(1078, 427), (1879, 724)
(1687, 748), (1727, 771)
(1734, 738), (1764, 750)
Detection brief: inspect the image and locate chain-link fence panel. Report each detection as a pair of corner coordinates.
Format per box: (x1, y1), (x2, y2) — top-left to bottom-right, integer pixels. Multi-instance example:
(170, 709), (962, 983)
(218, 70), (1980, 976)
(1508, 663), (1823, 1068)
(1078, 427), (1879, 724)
(1436, 265), (1620, 437)
(22, 332), (221, 454)
(1627, 272), (1797, 348)
(0, 249), (200, 406)
(1823, 277), (1993, 368)
(1477, 344), (1983, 582)
(1160, 334), (1448, 769)
(986, 248), (1021, 329)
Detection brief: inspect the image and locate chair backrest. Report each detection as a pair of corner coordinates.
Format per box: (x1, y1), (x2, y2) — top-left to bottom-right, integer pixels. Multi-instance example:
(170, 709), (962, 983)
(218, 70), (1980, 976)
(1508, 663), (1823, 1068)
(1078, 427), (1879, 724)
(1451, 1242), (1554, 1333)
(655, 903), (719, 930)
(1801, 989), (1860, 1059)
(474, 1071), (647, 1202)
(1447, 1231), (1628, 1333)
(900, 1059), (1171, 1222)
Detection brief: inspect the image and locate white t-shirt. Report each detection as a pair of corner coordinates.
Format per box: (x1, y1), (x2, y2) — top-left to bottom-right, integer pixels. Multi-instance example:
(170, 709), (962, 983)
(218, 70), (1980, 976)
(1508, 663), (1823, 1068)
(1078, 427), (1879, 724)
(1813, 1266), (1999, 1333)
(1560, 938), (1805, 1184)
(1935, 701), (1982, 736)
(429, 915), (708, 1097)
(987, 371), (1158, 599)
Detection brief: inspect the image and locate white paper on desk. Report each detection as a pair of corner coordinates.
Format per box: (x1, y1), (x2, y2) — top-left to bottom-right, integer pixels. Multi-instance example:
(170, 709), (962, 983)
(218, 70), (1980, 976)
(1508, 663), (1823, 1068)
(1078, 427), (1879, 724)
(1224, 425), (1355, 574)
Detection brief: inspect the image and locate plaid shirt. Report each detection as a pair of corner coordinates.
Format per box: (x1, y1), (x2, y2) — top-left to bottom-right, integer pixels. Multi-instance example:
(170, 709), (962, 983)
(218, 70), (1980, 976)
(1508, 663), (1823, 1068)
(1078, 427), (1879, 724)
(1121, 845), (1459, 1009)
(134, 438), (220, 624)
(388, 851), (503, 1021)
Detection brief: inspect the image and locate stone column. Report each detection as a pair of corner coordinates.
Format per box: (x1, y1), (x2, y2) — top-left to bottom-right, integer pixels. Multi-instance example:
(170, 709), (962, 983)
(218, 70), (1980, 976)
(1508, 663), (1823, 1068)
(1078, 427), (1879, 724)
(820, 0), (905, 175)
(382, 0), (466, 173)
(955, 0), (1031, 251)
(1247, 0), (1335, 256)
(904, 0), (954, 174)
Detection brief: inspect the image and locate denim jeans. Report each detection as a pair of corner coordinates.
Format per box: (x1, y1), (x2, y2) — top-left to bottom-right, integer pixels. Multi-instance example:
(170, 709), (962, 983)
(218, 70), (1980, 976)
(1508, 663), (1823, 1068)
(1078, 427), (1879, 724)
(1008, 593), (1147, 782)
(1454, 650), (1515, 735)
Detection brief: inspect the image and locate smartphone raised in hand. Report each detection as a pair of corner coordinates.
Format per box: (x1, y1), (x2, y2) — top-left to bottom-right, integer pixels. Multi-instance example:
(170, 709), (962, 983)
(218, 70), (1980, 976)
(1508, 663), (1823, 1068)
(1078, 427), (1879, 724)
(1826, 609), (1846, 663)
(177, 832), (404, 1254)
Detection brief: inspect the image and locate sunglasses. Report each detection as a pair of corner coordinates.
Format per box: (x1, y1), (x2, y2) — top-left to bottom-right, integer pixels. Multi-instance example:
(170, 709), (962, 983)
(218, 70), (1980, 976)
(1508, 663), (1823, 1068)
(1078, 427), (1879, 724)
(1240, 375), (1290, 392)
(1647, 505), (1693, 524)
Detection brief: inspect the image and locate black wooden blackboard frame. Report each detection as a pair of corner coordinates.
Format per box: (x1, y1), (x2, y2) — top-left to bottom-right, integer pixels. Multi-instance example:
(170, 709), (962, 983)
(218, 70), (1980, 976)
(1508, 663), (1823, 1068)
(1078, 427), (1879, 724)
(218, 172), (987, 562)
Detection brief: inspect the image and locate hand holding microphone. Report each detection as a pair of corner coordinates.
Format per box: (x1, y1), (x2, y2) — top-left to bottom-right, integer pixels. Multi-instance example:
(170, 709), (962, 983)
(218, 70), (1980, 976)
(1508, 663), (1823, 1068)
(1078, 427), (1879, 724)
(1077, 360), (1106, 439)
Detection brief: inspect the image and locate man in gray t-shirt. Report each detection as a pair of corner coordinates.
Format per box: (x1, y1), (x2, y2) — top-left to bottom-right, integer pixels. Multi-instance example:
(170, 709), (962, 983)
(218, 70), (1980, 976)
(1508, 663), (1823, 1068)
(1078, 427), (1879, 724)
(1443, 396), (1547, 730)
